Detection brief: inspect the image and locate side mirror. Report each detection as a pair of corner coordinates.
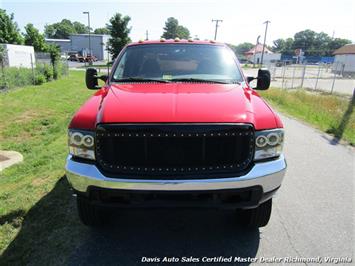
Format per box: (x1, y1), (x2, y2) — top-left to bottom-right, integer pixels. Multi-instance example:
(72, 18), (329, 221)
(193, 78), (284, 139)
(247, 76), (255, 83)
(256, 69), (271, 90)
(85, 68), (108, 90)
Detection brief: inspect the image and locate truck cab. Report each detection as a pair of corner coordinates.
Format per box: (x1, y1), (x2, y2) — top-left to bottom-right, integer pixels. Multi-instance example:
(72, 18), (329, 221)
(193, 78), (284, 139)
(65, 39), (286, 227)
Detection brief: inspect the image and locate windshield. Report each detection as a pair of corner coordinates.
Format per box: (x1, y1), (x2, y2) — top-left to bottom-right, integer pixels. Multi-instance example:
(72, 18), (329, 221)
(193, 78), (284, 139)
(112, 44), (243, 84)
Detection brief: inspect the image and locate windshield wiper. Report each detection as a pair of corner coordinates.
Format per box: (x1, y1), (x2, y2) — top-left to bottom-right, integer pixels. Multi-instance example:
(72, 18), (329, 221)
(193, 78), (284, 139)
(170, 78), (230, 84)
(113, 77), (169, 83)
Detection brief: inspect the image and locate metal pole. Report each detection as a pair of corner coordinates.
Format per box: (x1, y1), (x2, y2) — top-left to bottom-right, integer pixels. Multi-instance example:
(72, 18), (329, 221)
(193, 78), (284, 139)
(291, 65), (296, 88)
(253, 35), (260, 68)
(260, 20), (270, 66)
(107, 43), (110, 76)
(83, 12), (92, 65)
(341, 63), (345, 77)
(30, 54), (35, 85)
(331, 62), (338, 94)
(211, 19), (223, 40)
(145, 30), (149, 41)
(88, 14), (91, 57)
(281, 62), (286, 89)
(66, 53), (69, 76)
(314, 64), (321, 90)
(300, 64), (306, 88)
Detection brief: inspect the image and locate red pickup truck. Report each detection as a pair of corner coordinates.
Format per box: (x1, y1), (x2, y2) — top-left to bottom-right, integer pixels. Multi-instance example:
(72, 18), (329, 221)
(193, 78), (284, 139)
(65, 39), (286, 228)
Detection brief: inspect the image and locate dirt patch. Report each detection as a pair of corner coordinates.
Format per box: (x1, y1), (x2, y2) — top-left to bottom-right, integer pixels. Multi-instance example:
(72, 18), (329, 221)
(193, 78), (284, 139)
(0, 155), (9, 162)
(15, 110), (48, 124)
(31, 177), (48, 187)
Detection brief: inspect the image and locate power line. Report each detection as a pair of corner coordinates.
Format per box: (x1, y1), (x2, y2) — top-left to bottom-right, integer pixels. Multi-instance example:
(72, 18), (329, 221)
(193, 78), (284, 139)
(211, 19), (223, 40)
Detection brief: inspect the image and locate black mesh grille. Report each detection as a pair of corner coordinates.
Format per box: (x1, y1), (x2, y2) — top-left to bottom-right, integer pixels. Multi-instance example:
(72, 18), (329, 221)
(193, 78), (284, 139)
(95, 124), (254, 179)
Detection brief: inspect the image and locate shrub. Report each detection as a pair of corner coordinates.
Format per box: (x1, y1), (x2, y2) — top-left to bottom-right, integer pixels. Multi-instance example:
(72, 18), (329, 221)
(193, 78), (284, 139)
(53, 63), (59, 80)
(43, 64), (53, 81)
(3, 67), (34, 88)
(36, 63), (53, 81)
(34, 74), (46, 85)
(2, 61), (66, 89)
(53, 61), (68, 80)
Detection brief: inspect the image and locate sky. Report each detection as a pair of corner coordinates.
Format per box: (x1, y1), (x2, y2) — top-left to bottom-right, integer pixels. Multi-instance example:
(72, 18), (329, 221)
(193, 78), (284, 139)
(1, 0), (355, 46)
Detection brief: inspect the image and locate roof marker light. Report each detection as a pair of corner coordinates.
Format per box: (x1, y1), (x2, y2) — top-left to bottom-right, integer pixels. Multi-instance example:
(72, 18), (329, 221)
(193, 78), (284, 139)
(160, 38), (166, 42)
(174, 37), (180, 42)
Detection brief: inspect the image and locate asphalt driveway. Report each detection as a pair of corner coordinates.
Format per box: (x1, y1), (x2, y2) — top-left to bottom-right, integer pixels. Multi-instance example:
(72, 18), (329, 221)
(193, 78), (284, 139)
(68, 114), (354, 265)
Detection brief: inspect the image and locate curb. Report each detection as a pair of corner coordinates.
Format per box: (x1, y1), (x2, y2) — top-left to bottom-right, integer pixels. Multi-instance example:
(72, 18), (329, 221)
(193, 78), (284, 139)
(0, 151), (23, 171)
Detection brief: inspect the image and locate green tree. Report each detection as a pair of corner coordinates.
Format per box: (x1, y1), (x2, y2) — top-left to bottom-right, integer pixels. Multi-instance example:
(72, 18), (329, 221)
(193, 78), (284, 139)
(313, 32), (332, 55)
(161, 17), (190, 39)
(44, 19), (89, 39)
(46, 44), (61, 79)
(273, 38), (294, 55)
(0, 45), (6, 65)
(234, 42), (254, 55)
(23, 23), (47, 52)
(176, 25), (190, 39)
(73, 21), (89, 34)
(272, 30), (351, 56)
(107, 13), (131, 58)
(273, 38), (286, 51)
(328, 38), (352, 55)
(292, 29), (317, 55)
(0, 9), (23, 44)
(0, 45), (7, 87)
(45, 19), (75, 39)
(94, 27), (110, 35)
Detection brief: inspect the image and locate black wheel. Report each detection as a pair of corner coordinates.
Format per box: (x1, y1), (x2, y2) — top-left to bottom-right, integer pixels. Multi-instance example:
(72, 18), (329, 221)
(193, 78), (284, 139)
(239, 199), (272, 228)
(77, 195), (105, 226)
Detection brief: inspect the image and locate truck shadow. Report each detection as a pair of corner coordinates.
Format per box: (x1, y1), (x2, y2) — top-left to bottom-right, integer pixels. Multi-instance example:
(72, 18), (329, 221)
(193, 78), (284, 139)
(1, 177), (260, 266)
(69, 210), (260, 266)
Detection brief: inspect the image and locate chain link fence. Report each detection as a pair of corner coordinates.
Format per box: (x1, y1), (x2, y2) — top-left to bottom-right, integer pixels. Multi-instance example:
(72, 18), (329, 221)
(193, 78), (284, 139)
(0, 52), (69, 91)
(263, 62), (355, 95)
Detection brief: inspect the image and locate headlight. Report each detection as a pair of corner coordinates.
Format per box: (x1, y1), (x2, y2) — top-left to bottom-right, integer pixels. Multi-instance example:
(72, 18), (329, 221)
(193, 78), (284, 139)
(254, 129), (284, 161)
(68, 129), (95, 160)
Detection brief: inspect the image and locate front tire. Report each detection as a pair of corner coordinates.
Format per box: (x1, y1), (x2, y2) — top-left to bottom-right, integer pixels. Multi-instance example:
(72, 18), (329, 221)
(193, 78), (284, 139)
(239, 199), (272, 228)
(77, 195), (105, 226)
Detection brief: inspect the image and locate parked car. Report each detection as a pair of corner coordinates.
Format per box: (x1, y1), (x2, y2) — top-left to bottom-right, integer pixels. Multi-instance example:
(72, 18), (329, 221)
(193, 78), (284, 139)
(68, 54), (79, 61)
(66, 40), (287, 228)
(68, 54), (85, 62)
(276, 60), (293, 67)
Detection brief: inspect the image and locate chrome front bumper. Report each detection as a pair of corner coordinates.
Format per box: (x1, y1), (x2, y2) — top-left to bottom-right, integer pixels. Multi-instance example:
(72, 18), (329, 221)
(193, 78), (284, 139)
(65, 155), (286, 193)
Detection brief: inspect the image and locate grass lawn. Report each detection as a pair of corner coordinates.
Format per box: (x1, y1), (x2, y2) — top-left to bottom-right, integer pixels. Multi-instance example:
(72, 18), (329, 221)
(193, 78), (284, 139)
(260, 88), (355, 145)
(0, 73), (353, 265)
(0, 71), (93, 265)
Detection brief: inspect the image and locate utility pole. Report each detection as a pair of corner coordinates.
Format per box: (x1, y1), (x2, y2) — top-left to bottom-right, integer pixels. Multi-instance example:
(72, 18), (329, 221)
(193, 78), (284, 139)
(83, 11), (92, 65)
(212, 19), (223, 40)
(145, 30), (149, 41)
(253, 35), (261, 68)
(260, 20), (271, 67)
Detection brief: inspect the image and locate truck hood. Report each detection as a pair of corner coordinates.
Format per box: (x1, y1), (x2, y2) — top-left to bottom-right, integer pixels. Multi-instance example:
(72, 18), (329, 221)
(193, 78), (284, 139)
(101, 82), (279, 127)
(69, 83), (281, 130)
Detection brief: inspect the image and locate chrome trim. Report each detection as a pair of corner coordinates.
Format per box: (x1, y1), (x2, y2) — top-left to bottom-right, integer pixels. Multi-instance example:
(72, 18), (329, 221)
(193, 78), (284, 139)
(65, 155), (286, 193)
